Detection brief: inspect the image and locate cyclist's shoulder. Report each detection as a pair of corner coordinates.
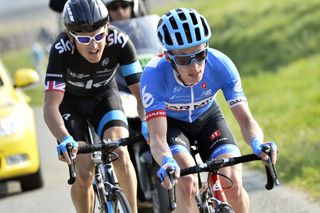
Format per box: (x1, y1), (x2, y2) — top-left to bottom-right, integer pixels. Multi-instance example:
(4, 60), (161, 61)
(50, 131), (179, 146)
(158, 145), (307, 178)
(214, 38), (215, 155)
(206, 48), (238, 75)
(207, 48), (232, 64)
(142, 56), (169, 78)
(106, 25), (133, 50)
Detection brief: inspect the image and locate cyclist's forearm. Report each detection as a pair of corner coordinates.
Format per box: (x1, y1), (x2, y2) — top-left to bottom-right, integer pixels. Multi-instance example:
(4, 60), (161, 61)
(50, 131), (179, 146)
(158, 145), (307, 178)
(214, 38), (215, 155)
(44, 105), (70, 142)
(150, 136), (172, 166)
(240, 117), (264, 146)
(128, 83), (146, 121)
(136, 101), (146, 121)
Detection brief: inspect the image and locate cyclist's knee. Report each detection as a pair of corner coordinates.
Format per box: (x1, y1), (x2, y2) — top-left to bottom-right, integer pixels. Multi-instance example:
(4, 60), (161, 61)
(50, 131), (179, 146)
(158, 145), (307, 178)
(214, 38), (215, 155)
(223, 173), (244, 199)
(103, 126), (129, 140)
(178, 174), (198, 199)
(76, 170), (94, 187)
(75, 155), (94, 187)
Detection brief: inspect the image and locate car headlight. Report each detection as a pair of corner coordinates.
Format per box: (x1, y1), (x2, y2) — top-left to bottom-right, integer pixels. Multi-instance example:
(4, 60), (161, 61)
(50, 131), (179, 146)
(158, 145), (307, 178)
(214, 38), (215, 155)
(0, 113), (24, 136)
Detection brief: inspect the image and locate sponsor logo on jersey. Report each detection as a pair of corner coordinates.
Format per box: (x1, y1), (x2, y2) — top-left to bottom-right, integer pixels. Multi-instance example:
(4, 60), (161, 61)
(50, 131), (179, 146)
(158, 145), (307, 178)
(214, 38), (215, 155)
(201, 82), (207, 89)
(107, 29), (129, 48)
(170, 137), (187, 146)
(209, 130), (221, 141)
(165, 96), (213, 111)
(234, 80), (243, 93)
(146, 110), (166, 121)
(173, 86), (182, 93)
(62, 113), (71, 121)
(141, 85), (154, 108)
(102, 57), (109, 66)
(46, 73), (63, 78)
(55, 38), (75, 54)
(68, 78), (111, 89)
(69, 72), (90, 79)
(200, 89), (212, 97)
(228, 97), (247, 108)
(45, 80), (65, 93)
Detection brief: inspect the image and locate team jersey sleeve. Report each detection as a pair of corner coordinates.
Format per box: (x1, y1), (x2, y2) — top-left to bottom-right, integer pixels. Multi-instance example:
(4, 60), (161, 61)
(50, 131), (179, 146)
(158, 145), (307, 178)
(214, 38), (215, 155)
(44, 34), (70, 93)
(140, 57), (167, 121)
(216, 51), (247, 108)
(115, 27), (143, 86)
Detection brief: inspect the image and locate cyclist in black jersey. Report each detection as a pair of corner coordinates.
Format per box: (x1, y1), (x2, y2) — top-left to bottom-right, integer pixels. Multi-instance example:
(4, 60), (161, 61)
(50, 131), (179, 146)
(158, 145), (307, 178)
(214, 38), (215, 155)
(43, 0), (146, 212)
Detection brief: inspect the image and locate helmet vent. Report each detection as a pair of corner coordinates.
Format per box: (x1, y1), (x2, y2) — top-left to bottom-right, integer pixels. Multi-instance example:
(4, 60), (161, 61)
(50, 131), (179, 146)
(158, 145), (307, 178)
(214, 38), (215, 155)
(183, 23), (192, 43)
(195, 27), (201, 41)
(190, 12), (197, 25)
(163, 25), (173, 45)
(201, 17), (209, 36)
(175, 32), (183, 45)
(169, 17), (178, 29)
(178, 12), (187, 21)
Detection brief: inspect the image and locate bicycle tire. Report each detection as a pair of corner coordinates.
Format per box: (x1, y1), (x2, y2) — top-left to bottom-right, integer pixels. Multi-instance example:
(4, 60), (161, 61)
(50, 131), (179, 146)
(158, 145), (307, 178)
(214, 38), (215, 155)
(106, 189), (132, 213)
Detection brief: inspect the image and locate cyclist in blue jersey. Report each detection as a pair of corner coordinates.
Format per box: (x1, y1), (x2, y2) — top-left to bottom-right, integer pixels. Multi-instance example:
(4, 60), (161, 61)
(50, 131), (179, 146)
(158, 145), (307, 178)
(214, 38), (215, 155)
(140, 8), (278, 213)
(43, 0), (147, 212)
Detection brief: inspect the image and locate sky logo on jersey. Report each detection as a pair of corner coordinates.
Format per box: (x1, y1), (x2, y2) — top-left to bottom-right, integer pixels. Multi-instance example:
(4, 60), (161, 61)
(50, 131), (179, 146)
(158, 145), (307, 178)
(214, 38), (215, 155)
(45, 81), (65, 93)
(107, 29), (129, 48)
(55, 38), (75, 54)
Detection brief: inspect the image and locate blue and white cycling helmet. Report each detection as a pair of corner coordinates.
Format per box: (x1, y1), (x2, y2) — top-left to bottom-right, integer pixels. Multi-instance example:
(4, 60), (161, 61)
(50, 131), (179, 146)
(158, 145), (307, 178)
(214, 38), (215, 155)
(157, 8), (211, 50)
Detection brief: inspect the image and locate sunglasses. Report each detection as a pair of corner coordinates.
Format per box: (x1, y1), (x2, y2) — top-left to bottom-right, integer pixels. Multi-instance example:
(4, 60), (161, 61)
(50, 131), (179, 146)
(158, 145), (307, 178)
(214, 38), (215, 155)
(108, 2), (131, 11)
(167, 48), (208, 66)
(69, 28), (107, 45)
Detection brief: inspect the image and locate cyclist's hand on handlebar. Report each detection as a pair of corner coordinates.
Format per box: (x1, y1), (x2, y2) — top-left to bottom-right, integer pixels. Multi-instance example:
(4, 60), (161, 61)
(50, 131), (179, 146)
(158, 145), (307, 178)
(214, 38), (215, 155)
(57, 135), (78, 164)
(157, 156), (180, 189)
(141, 121), (150, 142)
(251, 137), (278, 164)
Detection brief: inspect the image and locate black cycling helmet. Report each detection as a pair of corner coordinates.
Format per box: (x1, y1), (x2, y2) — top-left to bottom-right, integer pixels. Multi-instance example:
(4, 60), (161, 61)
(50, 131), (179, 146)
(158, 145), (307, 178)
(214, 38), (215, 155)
(102, 0), (133, 6)
(63, 0), (110, 32)
(102, 0), (146, 18)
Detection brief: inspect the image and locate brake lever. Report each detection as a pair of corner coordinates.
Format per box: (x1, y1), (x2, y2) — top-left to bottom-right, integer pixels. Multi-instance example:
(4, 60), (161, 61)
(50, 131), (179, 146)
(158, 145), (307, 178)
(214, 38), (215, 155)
(262, 145), (280, 190)
(167, 166), (177, 211)
(66, 143), (76, 185)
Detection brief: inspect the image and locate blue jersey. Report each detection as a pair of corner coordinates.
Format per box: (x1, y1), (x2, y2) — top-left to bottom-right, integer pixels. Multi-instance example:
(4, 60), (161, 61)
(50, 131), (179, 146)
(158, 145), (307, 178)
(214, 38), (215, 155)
(140, 48), (247, 123)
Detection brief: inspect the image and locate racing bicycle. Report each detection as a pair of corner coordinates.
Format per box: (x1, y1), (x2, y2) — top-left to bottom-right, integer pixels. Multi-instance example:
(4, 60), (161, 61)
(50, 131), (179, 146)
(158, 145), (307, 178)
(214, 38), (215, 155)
(66, 120), (143, 213)
(167, 144), (279, 213)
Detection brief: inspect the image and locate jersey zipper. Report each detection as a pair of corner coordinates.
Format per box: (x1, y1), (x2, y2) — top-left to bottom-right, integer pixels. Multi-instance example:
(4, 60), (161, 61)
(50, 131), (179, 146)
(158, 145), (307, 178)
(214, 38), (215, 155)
(189, 86), (194, 123)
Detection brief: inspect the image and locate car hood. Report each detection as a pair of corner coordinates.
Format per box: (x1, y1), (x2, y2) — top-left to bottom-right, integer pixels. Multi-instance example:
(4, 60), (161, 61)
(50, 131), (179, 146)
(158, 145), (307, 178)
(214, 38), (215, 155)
(0, 85), (26, 116)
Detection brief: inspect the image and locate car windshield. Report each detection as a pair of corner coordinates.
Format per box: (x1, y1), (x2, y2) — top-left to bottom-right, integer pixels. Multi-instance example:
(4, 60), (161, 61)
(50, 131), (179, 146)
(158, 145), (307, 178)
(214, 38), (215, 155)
(111, 15), (163, 55)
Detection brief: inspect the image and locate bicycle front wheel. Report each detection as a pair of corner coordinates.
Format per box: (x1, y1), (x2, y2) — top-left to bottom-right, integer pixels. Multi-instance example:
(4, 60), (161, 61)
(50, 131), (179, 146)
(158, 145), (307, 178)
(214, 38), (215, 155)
(106, 189), (132, 213)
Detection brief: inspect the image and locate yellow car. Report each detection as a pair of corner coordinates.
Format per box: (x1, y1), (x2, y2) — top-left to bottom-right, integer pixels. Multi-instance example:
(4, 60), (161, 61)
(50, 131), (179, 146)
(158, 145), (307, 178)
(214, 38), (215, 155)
(0, 60), (43, 191)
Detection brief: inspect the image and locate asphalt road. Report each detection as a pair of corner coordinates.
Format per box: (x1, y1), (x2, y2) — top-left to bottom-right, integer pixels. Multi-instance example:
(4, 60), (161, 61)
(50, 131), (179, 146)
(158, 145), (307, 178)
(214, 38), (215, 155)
(1, 107), (320, 212)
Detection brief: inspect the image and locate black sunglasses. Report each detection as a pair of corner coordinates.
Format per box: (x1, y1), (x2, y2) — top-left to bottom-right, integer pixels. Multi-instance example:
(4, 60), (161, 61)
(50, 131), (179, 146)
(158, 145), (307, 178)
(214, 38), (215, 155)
(167, 48), (208, 66)
(108, 2), (132, 11)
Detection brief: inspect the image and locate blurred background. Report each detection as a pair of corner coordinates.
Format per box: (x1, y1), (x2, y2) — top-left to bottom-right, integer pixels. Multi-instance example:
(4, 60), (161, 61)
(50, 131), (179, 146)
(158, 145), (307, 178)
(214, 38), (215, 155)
(0, 0), (319, 212)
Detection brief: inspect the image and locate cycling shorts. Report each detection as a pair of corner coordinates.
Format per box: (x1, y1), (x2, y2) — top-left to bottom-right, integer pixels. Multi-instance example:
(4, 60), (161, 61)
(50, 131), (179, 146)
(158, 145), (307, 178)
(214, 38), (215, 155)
(59, 78), (128, 141)
(167, 101), (240, 161)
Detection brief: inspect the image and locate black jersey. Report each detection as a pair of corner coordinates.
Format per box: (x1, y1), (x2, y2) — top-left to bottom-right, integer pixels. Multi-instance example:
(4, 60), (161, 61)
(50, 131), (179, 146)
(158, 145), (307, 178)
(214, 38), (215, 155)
(45, 25), (142, 96)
